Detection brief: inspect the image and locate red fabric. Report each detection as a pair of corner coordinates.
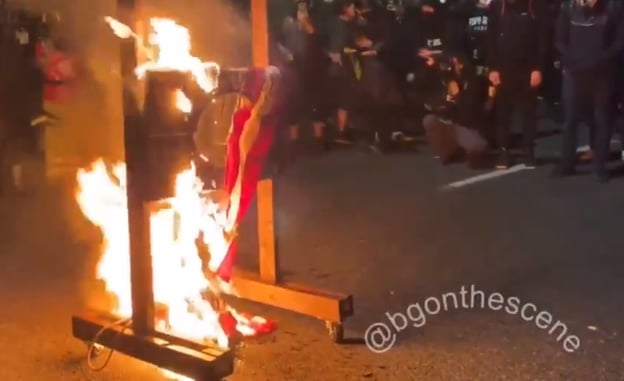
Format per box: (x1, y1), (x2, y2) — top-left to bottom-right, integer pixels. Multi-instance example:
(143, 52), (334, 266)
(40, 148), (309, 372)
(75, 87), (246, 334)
(37, 43), (75, 103)
(216, 107), (276, 281)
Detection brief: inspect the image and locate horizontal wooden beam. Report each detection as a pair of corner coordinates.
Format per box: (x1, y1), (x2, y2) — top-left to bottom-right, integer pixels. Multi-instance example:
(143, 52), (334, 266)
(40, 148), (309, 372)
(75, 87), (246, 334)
(72, 310), (234, 381)
(231, 270), (354, 323)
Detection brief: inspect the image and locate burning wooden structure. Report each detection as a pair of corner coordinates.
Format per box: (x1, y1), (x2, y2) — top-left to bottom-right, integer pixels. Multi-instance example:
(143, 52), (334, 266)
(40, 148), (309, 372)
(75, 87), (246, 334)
(71, 0), (354, 379)
(72, 52), (235, 381)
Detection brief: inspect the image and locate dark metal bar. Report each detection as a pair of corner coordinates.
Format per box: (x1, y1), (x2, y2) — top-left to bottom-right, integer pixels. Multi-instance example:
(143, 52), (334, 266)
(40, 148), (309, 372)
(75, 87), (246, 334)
(72, 311), (234, 381)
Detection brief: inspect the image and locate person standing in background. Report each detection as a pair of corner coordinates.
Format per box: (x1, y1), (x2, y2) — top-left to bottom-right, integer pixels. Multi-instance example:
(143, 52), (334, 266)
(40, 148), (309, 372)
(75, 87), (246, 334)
(278, 1), (331, 157)
(327, 0), (358, 144)
(486, 0), (548, 169)
(551, 0), (624, 182)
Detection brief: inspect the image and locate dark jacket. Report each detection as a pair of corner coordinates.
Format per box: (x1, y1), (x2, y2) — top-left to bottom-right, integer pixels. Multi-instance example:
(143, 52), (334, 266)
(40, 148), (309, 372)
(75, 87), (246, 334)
(427, 58), (487, 129)
(378, 13), (418, 79)
(465, 5), (490, 66)
(486, 0), (549, 72)
(406, 5), (456, 52)
(554, 0), (624, 75)
(448, 62), (488, 128)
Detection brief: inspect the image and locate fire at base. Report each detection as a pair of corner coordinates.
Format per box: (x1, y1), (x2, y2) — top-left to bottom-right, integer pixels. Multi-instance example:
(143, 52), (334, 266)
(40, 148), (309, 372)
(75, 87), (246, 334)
(76, 161), (274, 344)
(74, 16), (278, 380)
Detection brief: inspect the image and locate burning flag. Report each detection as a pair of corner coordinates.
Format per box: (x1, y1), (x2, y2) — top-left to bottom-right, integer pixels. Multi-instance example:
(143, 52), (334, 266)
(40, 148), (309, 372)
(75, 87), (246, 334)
(217, 67), (280, 281)
(103, 15), (281, 282)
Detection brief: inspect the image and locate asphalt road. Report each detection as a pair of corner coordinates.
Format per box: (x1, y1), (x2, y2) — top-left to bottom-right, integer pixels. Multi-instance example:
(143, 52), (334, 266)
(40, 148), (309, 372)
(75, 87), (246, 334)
(1, 124), (624, 381)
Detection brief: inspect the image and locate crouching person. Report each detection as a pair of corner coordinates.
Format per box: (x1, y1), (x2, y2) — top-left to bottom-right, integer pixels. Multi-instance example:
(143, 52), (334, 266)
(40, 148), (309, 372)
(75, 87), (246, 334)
(423, 55), (489, 166)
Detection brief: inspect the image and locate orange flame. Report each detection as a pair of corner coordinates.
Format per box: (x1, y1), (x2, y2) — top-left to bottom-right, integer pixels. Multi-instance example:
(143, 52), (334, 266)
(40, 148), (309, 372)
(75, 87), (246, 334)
(105, 16), (220, 110)
(75, 161), (263, 380)
(175, 90), (192, 113)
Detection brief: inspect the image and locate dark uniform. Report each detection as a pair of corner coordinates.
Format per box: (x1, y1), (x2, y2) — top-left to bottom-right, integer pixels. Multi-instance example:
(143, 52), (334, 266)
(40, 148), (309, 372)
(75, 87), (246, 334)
(409, 0), (455, 52)
(406, 1), (457, 93)
(552, 0), (624, 181)
(462, 1), (497, 146)
(380, 5), (418, 82)
(466, 4), (490, 70)
(540, 0), (565, 121)
(486, 0), (549, 168)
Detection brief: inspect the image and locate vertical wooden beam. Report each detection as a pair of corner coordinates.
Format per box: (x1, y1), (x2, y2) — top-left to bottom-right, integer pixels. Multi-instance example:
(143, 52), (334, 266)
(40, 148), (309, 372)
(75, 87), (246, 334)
(250, 0), (269, 67)
(257, 179), (277, 284)
(118, 0), (154, 336)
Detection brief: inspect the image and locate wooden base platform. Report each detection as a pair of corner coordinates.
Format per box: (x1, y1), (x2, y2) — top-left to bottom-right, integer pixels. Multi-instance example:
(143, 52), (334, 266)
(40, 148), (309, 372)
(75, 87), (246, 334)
(72, 310), (234, 381)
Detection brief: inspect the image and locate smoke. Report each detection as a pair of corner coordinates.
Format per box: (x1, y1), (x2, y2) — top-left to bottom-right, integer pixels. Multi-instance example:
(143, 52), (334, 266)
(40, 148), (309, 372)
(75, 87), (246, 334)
(4, 0), (252, 165)
(8, 0), (252, 65)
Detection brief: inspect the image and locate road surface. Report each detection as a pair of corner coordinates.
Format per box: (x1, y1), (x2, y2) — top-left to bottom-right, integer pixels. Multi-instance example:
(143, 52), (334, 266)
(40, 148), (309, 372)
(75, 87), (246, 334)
(1, 128), (623, 381)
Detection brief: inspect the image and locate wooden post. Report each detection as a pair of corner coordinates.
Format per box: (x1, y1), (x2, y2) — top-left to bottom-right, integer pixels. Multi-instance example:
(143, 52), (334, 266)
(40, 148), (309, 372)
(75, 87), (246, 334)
(250, 0), (269, 67)
(257, 179), (277, 284)
(117, 0), (155, 336)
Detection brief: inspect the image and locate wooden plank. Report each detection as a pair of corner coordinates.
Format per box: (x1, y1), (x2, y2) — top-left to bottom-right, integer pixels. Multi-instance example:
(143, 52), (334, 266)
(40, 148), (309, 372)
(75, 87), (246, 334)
(72, 311), (234, 381)
(231, 270), (353, 323)
(250, 0), (269, 67)
(257, 179), (277, 283)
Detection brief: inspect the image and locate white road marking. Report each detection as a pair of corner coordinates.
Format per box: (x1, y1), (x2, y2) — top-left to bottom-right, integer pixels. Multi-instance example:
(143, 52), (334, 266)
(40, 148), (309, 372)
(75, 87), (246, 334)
(577, 139), (621, 153)
(442, 164), (530, 190)
(441, 139), (622, 191)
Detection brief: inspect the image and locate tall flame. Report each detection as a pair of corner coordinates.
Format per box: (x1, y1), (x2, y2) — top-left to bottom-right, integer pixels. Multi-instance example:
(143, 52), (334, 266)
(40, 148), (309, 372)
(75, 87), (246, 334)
(77, 161), (231, 345)
(76, 161), (270, 379)
(95, 18), (275, 379)
(104, 16), (220, 106)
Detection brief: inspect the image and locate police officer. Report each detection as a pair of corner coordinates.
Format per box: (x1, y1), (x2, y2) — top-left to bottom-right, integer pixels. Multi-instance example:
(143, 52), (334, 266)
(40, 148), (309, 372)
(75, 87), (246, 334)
(551, 0), (624, 182)
(486, 0), (548, 169)
(461, 0), (497, 146)
(407, 0), (457, 90)
(412, 0), (454, 55)
(540, 0), (565, 123)
(465, 0), (490, 69)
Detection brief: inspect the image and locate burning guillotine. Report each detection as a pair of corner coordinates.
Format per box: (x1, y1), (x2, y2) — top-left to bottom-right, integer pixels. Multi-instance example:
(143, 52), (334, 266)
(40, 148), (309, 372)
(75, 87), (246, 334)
(71, 0), (354, 379)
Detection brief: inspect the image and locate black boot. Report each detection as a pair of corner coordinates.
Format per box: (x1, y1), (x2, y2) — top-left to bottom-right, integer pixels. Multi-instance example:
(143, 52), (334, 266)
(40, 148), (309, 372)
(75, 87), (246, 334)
(334, 128), (354, 145)
(595, 167), (610, 183)
(550, 165), (576, 178)
(523, 150), (537, 168)
(369, 130), (393, 154)
(495, 148), (512, 170)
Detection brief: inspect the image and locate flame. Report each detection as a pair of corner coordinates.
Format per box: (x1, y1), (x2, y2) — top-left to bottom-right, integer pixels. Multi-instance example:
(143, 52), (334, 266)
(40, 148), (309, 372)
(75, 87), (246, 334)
(76, 160), (269, 380)
(104, 16), (137, 39)
(175, 90), (192, 113)
(105, 17), (220, 93)
(96, 17), (274, 379)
